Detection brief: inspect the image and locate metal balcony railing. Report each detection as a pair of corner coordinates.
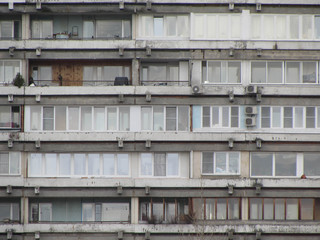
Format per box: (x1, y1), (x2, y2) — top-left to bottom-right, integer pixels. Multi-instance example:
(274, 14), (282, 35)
(33, 79), (131, 86)
(140, 80), (190, 86)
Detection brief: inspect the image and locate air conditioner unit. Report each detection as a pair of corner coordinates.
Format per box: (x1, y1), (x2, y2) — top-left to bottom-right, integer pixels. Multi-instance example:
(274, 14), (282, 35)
(246, 85), (257, 94)
(192, 85), (202, 94)
(245, 117), (256, 127)
(245, 106), (258, 115)
(114, 77), (129, 86)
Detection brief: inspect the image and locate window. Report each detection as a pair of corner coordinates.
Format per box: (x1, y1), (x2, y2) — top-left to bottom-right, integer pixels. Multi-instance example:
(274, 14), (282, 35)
(141, 62), (188, 86)
(139, 198), (189, 223)
(0, 106), (20, 129)
(286, 62), (317, 83)
(83, 65), (130, 86)
(31, 20), (53, 39)
(96, 19), (131, 39)
(249, 198), (316, 220)
(0, 203), (19, 222)
(0, 21), (20, 39)
(202, 61), (241, 84)
(30, 203), (52, 222)
(0, 152), (20, 175)
(192, 14), (241, 39)
(27, 106), (131, 132)
(140, 15), (189, 38)
(202, 106), (239, 128)
(193, 198), (240, 220)
(82, 202), (130, 222)
(31, 66), (54, 86)
(28, 153), (130, 177)
(260, 106), (317, 129)
(0, 60), (20, 84)
(251, 61), (283, 84)
(140, 106), (189, 132)
(202, 152), (240, 175)
(251, 153), (297, 177)
(140, 153), (179, 177)
(304, 153), (320, 176)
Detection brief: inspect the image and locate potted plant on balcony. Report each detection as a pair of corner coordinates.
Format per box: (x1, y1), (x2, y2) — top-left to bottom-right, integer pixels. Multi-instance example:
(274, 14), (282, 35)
(13, 73), (25, 88)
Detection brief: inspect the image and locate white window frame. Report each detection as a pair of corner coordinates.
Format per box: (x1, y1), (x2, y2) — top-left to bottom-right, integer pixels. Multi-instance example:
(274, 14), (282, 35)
(0, 60), (21, 84)
(201, 106), (239, 128)
(250, 152), (299, 178)
(139, 153), (180, 177)
(0, 203), (19, 221)
(202, 61), (242, 84)
(285, 61), (318, 84)
(250, 61), (285, 84)
(28, 153), (130, 178)
(95, 19), (131, 39)
(0, 21), (14, 39)
(201, 152), (240, 175)
(31, 20), (53, 39)
(0, 152), (20, 175)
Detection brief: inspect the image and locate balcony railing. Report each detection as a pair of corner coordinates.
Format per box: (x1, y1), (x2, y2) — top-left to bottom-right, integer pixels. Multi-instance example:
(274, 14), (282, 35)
(140, 80), (190, 86)
(33, 79), (131, 87)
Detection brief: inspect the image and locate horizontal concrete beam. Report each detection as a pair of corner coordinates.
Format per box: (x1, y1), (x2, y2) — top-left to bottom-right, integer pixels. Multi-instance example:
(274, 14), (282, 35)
(0, 178), (319, 188)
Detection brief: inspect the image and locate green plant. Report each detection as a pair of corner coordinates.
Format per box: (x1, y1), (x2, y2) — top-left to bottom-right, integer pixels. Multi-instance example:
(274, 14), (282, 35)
(13, 73), (25, 88)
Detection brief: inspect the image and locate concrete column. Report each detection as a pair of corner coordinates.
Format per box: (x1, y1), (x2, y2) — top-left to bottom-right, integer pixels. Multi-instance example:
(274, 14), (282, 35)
(23, 197), (29, 224)
(192, 151), (202, 179)
(132, 59), (140, 86)
(21, 59), (28, 84)
(131, 197), (139, 224)
(22, 14), (30, 40)
(190, 60), (202, 87)
(242, 197), (248, 220)
(241, 151), (250, 178)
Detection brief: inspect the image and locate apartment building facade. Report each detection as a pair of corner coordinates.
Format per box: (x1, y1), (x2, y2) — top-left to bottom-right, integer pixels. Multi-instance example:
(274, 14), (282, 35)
(1, 0), (320, 239)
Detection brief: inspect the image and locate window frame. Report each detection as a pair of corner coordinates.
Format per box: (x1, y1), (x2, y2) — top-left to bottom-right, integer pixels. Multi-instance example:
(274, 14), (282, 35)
(0, 60), (21, 85)
(201, 106), (239, 129)
(0, 202), (20, 222)
(201, 152), (240, 175)
(0, 152), (21, 175)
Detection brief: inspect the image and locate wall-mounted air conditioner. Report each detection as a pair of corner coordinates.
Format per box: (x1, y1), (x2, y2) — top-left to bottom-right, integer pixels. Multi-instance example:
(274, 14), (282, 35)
(245, 85), (257, 94)
(245, 106), (258, 115)
(246, 117), (256, 127)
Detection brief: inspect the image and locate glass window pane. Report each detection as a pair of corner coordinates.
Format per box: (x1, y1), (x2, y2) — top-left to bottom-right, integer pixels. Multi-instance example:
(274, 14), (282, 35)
(303, 62), (317, 83)
(107, 107), (117, 130)
(202, 106), (210, 127)
(141, 107), (152, 131)
(96, 20), (121, 38)
(231, 107), (238, 128)
(166, 107), (176, 131)
(267, 62), (283, 83)
(94, 107), (105, 131)
(275, 199), (285, 220)
(166, 16), (176, 36)
(55, 106), (66, 131)
(228, 198), (239, 219)
(12, 203), (19, 221)
(59, 154), (71, 175)
(43, 107), (54, 130)
(142, 16), (152, 37)
(0, 153), (9, 174)
(272, 107), (281, 128)
(117, 154), (129, 175)
(275, 153), (296, 176)
(222, 107), (229, 127)
(123, 20), (131, 38)
(154, 17), (163, 37)
(103, 154), (115, 175)
(294, 107), (303, 128)
(228, 62), (241, 83)
(29, 153), (42, 176)
(141, 153), (152, 176)
(153, 106), (164, 131)
(231, 15), (241, 38)
(205, 199), (215, 220)
(251, 62), (266, 83)
(261, 107), (271, 128)
(154, 153), (166, 176)
(302, 15), (312, 39)
(218, 15), (228, 39)
(0, 203), (10, 221)
(304, 153), (320, 176)
(212, 107), (219, 126)
(286, 62), (300, 83)
(82, 203), (94, 221)
(264, 15), (274, 39)
(102, 202), (130, 222)
(208, 61), (221, 83)
(207, 16), (216, 38)
(88, 154), (100, 175)
(74, 154), (86, 175)
(300, 199), (314, 220)
(251, 15), (261, 39)
(306, 107), (315, 128)
(0, 106), (10, 128)
(276, 16), (286, 39)
(149, 65), (166, 81)
(194, 15), (204, 38)
(229, 153), (239, 174)
(177, 16), (188, 37)
(315, 16), (320, 38)
(193, 198), (204, 219)
(286, 199), (298, 220)
(178, 106), (189, 131)
(216, 199), (227, 220)
(119, 107), (130, 131)
(250, 198), (262, 220)
(39, 203), (52, 221)
(68, 107), (79, 131)
(264, 199), (274, 220)
(202, 152), (213, 174)
(251, 153), (273, 176)
(290, 16), (299, 39)
(45, 153), (56, 176)
(1, 21), (13, 38)
(216, 153), (226, 173)
(284, 107), (293, 128)
(81, 107), (92, 131)
(167, 153), (179, 176)
(153, 202), (163, 222)
(9, 152), (20, 174)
